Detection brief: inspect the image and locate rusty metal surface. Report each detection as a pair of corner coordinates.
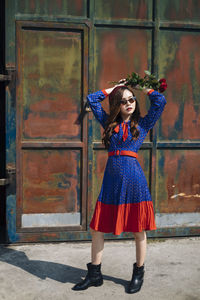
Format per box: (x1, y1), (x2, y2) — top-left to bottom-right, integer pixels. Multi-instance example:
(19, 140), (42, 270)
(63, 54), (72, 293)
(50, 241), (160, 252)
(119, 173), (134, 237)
(93, 27), (152, 142)
(159, 0), (200, 22)
(4, 0), (200, 243)
(158, 30), (200, 141)
(156, 149), (200, 214)
(20, 26), (81, 141)
(94, 0), (152, 20)
(16, 0), (87, 17)
(21, 149), (81, 214)
(14, 21), (88, 237)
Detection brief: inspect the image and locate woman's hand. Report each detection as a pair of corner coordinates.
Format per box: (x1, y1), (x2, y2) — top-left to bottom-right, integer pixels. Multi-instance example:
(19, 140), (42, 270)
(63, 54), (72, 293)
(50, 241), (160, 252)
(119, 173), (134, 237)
(132, 84), (152, 94)
(104, 78), (128, 95)
(118, 78), (127, 85)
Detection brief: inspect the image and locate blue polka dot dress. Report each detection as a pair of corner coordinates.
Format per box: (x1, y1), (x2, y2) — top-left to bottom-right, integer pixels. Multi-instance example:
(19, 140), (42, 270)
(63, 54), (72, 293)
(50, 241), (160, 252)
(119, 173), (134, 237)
(87, 89), (167, 235)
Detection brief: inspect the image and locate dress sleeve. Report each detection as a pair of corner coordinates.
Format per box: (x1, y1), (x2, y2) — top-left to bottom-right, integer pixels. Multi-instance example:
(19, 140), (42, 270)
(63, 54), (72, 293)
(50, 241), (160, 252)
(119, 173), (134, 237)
(138, 90), (167, 132)
(87, 89), (109, 129)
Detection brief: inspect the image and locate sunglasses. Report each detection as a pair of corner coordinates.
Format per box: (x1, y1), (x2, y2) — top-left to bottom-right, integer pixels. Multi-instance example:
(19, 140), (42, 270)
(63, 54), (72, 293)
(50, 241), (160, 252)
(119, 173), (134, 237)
(120, 97), (136, 105)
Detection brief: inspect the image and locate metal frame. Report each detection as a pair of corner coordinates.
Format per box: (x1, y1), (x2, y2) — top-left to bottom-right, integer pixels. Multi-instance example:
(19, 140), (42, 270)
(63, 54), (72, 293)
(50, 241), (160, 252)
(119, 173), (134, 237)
(15, 21), (89, 235)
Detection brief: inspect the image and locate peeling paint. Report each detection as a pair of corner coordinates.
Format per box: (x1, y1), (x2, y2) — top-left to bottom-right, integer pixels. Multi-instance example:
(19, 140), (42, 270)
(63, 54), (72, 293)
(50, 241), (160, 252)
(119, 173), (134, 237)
(7, 195), (20, 242)
(157, 150), (200, 215)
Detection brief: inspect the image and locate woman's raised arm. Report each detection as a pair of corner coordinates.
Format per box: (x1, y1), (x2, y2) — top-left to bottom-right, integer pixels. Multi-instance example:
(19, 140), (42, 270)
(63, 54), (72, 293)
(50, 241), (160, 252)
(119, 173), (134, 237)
(136, 86), (167, 132)
(87, 82), (125, 129)
(87, 90), (109, 129)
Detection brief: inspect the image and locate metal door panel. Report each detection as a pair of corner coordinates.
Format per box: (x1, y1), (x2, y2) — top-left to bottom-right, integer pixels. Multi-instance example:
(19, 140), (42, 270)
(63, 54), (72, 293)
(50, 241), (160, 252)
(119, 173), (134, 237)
(94, 0), (152, 21)
(21, 149), (81, 214)
(158, 30), (200, 141)
(159, 0), (200, 22)
(6, 20), (89, 242)
(156, 28), (200, 235)
(156, 149), (200, 214)
(156, 149), (200, 229)
(19, 27), (82, 141)
(93, 27), (152, 142)
(16, 0), (88, 17)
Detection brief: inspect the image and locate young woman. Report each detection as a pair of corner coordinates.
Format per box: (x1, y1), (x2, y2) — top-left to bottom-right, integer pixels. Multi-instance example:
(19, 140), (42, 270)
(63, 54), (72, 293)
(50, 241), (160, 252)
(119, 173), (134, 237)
(72, 80), (167, 294)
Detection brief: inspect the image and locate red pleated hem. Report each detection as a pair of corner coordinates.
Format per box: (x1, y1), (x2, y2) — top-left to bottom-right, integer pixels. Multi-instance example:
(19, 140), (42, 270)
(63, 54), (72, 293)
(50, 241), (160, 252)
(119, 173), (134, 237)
(89, 200), (157, 235)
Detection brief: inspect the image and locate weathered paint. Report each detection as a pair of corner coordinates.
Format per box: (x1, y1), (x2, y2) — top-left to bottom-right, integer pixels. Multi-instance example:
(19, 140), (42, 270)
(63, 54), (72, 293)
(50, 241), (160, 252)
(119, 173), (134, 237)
(156, 149), (200, 215)
(156, 213), (200, 228)
(6, 195), (19, 242)
(158, 31), (200, 140)
(16, 0), (87, 17)
(22, 150), (80, 214)
(93, 27), (152, 142)
(94, 0), (152, 21)
(4, 0), (200, 243)
(159, 0), (200, 23)
(22, 212), (81, 227)
(21, 28), (82, 140)
(5, 0), (16, 63)
(11, 20), (88, 241)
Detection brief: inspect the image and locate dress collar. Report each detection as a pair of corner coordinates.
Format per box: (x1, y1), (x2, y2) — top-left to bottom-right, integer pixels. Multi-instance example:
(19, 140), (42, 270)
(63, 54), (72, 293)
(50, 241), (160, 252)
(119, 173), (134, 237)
(114, 118), (130, 141)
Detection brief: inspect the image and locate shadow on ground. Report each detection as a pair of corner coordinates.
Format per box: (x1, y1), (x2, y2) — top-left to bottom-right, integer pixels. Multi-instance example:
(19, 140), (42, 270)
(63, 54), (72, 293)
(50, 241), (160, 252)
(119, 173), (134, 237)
(0, 245), (128, 289)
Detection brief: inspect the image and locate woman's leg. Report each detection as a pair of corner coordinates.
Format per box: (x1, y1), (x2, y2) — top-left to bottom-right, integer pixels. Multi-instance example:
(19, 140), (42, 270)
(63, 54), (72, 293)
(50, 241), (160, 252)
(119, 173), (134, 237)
(128, 231), (146, 294)
(72, 228), (104, 290)
(133, 230), (147, 266)
(90, 228), (104, 265)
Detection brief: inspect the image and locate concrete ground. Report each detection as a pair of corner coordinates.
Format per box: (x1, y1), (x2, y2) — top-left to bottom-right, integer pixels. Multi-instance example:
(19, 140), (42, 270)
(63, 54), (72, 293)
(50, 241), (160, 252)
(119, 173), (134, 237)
(0, 237), (199, 300)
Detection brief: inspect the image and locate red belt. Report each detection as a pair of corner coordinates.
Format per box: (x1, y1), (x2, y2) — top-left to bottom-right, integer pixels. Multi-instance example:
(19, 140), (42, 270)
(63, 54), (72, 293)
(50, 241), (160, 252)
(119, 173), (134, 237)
(108, 150), (138, 158)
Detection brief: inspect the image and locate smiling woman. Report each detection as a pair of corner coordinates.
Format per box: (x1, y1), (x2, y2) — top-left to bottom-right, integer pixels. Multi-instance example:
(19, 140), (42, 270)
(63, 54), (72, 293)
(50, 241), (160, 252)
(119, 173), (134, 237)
(72, 79), (167, 293)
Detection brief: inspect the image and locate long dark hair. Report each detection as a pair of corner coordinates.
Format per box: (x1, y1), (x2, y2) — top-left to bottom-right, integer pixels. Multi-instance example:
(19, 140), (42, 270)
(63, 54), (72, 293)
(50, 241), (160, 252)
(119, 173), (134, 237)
(102, 86), (140, 149)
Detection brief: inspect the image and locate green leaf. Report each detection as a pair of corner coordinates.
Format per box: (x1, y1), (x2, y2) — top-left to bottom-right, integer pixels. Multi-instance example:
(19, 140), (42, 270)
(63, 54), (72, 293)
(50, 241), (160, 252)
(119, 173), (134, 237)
(144, 70), (151, 76)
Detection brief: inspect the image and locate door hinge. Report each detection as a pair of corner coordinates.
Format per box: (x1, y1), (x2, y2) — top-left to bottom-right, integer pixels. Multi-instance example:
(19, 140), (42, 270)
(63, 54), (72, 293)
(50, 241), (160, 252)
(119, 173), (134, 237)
(0, 67), (15, 85)
(0, 178), (10, 186)
(0, 74), (11, 81)
(0, 167), (16, 186)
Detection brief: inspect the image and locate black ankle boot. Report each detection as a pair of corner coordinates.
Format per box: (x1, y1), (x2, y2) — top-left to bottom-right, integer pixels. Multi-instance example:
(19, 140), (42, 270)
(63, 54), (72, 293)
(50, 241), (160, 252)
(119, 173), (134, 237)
(72, 262), (103, 291)
(127, 262), (145, 294)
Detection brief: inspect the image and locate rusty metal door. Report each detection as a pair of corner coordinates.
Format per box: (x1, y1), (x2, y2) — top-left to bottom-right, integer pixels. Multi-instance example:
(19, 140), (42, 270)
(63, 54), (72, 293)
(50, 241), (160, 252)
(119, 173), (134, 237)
(5, 1), (89, 242)
(90, 0), (200, 239)
(153, 1), (200, 237)
(4, 0), (200, 243)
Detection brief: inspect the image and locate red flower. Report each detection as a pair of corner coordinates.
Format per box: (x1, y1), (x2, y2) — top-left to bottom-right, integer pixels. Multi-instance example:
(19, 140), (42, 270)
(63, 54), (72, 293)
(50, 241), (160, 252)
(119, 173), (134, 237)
(159, 82), (168, 92)
(158, 78), (167, 92)
(159, 78), (167, 83)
